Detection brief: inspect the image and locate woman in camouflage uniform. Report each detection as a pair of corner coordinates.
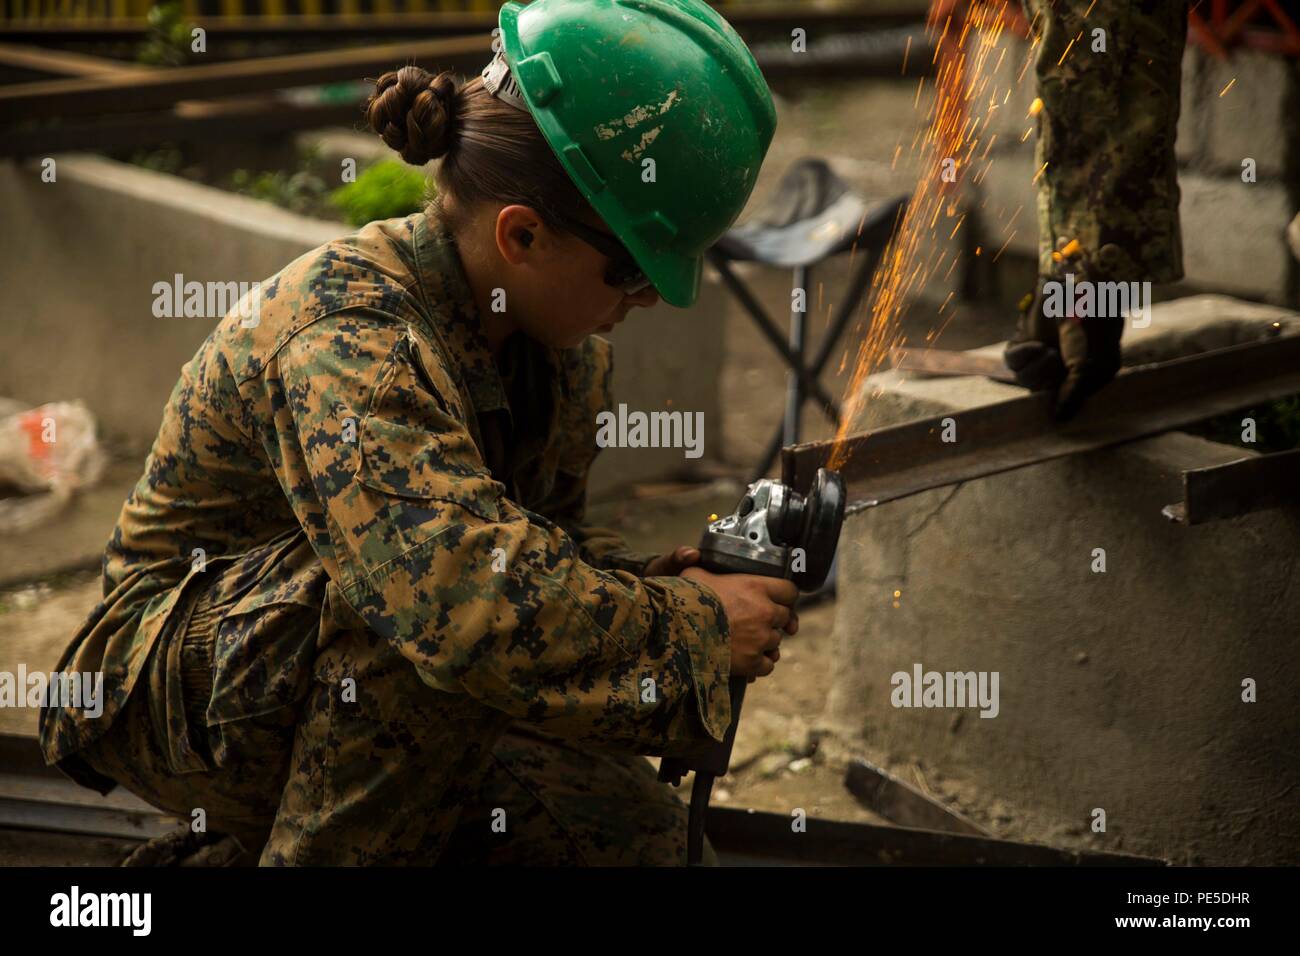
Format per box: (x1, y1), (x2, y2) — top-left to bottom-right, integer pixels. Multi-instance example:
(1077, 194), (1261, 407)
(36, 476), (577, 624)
(39, 0), (794, 865)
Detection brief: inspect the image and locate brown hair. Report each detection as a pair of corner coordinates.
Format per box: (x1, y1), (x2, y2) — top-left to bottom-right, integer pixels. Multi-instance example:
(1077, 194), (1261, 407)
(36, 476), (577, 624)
(366, 64), (591, 234)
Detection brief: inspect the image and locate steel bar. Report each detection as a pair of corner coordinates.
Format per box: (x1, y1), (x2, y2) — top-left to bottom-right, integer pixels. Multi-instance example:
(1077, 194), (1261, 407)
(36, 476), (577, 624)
(783, 334), (1300, 503)
(706, 806), (1163, 866)
(889, 345), (1021, 384)
(0, 734), (174, 841)
(844, 758), (989, 837)
(0, 35), (488, 123)
(1162, 448), (1300, 525)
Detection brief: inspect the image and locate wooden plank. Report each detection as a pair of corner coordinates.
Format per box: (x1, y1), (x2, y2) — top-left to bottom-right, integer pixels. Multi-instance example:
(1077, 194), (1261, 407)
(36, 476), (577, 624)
(0, 98), (364, 156)
(890, 345), (1020, 384)
(784, 334), (1300, 506)
(0, 6), (911, 42)
(0, 39), (145, 77)
(0, 34), (488, 122)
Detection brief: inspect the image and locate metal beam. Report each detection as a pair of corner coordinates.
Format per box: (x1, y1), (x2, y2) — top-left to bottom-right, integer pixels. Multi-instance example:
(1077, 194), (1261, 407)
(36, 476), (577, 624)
(783, 333), (1300, 505)
(706, 806), (1163, 866)
(844, 758), (989, 837)
(1163, 448), (1300, 525)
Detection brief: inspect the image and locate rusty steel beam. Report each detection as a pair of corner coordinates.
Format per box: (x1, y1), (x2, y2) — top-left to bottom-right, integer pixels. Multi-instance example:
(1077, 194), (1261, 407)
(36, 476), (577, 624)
(889, 346), (1020, 384)
(783, 333), (1300, 506)
(1162, 448), (1300, 525)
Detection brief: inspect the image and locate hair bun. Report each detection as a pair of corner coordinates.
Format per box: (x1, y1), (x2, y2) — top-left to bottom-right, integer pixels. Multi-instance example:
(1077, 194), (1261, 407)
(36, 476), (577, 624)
(367, 66), (459, 166)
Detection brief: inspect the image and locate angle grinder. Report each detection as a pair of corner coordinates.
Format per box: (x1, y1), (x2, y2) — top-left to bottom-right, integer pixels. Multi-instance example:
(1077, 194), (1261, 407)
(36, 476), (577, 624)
(659, 467), (846, 865)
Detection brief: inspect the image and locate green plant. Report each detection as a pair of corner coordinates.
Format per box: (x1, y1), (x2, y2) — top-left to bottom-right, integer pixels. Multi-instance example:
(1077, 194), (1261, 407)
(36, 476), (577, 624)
(1194, 394), (1300, 454)
(129, 144), (184, 175)
(329, 160), (431, 227)
(137, 1), (194, 68)
(230, 168), (329, 216)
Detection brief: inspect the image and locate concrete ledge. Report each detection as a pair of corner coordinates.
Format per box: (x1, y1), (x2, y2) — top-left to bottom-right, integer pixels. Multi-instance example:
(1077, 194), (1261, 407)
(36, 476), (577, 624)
(828, 295), (1300, 864)
(0, 153), (723, 495)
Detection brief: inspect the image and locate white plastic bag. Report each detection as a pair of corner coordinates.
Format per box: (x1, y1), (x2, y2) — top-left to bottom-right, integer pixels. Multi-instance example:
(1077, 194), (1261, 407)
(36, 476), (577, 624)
(0, 400), (107, 534)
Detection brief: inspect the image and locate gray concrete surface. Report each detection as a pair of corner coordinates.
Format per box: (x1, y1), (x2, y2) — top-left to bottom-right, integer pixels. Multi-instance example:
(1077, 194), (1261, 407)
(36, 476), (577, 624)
(825, 295), (1300, 865)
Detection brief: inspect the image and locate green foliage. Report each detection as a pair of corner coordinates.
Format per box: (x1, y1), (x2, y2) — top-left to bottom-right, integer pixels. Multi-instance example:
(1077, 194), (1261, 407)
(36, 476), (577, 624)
(1195, 394), (1300, 453)
(128, 144), (184, 175)
(230, 168), (329, 216)
(137, 2), (194, 68)
(329, 161), (431, 227)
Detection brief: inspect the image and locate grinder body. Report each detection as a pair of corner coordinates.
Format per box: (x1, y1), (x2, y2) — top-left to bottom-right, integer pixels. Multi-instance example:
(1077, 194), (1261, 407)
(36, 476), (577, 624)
(658, 468), (845, 863)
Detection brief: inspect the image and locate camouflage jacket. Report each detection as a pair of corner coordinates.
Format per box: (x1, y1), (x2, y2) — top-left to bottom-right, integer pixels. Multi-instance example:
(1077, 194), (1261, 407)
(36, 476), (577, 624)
(41, 211), (732, 765)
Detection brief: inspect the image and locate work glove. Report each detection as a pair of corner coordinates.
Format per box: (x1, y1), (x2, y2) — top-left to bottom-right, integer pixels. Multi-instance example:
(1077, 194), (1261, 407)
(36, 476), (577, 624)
(1003, 241), (1126, 421)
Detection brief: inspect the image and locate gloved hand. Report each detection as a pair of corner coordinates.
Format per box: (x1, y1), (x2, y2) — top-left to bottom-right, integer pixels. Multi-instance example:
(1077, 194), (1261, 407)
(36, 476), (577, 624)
(1003, 241), (1126, 421)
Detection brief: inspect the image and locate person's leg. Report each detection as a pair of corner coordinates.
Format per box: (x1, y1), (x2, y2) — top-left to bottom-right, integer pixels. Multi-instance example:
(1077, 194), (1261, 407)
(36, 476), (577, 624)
(1031, 0), (1187, 283)
(75, 581), (294, 857)
(260, 623), (513, 866)
(440, 726), (717, 866)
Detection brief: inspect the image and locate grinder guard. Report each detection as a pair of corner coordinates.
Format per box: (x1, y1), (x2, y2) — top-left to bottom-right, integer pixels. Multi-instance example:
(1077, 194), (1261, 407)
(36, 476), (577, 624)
(697, 467), (845, 591)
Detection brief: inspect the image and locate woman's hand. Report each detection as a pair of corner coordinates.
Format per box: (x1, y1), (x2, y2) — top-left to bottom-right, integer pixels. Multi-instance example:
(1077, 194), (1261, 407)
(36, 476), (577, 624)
(642, 546), (702, 577)
(682, 566), (798, 680)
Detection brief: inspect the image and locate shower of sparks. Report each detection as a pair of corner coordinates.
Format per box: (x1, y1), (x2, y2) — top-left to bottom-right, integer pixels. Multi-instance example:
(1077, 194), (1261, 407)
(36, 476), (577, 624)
(828, 0), (1033, 471)
(1219, 77), (1236, 97)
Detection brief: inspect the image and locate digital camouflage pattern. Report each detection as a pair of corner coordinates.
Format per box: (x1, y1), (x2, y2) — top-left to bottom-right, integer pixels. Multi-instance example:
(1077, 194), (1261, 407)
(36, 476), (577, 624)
(39, 209), (733, 865)
(1026, 0), (1188, 283)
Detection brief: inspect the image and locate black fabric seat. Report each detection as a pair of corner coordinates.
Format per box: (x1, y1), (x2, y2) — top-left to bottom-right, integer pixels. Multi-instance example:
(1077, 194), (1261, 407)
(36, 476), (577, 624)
(714, 156), (897, 268)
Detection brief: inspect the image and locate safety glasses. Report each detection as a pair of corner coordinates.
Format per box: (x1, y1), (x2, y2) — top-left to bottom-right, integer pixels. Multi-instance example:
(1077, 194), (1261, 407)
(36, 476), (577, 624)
(546, 210), (654, 296)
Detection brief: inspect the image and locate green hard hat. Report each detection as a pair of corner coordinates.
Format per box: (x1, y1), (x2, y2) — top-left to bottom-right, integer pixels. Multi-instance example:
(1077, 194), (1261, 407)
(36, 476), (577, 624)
(495, 0), (777, 308)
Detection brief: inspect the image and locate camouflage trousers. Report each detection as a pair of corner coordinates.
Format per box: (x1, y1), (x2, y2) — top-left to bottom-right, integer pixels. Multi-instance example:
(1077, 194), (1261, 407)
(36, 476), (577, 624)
(1025, 0), (1189, 282)
(69, 550), (711, 866)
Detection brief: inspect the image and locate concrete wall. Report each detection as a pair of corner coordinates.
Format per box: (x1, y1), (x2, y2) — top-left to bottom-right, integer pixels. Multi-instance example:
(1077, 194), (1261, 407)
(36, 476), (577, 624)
(825, 296), (1300, 865)
(0, 154), (723, 496)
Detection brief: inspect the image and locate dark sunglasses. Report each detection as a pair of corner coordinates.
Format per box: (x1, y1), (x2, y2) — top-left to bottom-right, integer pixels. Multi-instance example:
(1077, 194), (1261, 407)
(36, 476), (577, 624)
(545, 210), (654, 296)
